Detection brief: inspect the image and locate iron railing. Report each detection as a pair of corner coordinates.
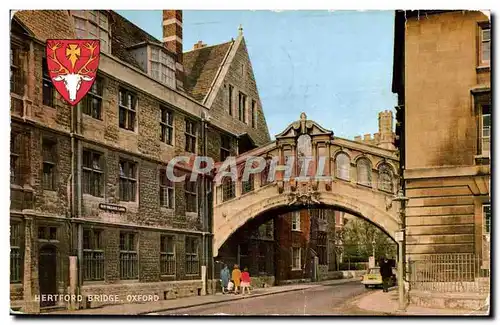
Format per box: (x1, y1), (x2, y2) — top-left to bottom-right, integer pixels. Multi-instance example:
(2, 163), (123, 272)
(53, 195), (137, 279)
(120, 252), (138, 279)
(83, 250), (105, 281)
(10, 248), (21, 283)
(160, 253), (175, 276)
(408, 253), (490, 293)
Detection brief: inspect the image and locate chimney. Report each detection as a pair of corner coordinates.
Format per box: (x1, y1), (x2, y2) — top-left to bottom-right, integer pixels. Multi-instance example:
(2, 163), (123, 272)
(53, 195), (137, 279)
(162, 10), (184, 90)
(193, 40), (207, 50)
(363, 134), (372, 142)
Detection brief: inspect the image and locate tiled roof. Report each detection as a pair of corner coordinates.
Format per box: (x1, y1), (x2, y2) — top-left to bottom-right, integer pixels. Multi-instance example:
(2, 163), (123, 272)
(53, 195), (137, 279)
(108, 11), (165, 71)
(183, 41), (233, 102)
(13, 10), (75, 41)
(13, 10), (234, 103)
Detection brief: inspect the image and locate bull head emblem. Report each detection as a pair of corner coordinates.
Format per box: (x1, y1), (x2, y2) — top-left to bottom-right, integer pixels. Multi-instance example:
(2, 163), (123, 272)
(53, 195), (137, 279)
(46, 40), (100, 106)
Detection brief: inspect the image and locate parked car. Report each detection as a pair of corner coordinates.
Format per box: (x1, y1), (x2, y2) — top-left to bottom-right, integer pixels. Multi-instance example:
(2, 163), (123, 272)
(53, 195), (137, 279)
(361, 267), (397, 288)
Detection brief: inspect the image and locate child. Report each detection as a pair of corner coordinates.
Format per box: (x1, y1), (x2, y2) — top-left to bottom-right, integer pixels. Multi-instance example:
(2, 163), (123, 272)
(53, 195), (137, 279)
(227, 280), (235, 293)
(232, 264), (241, 294)
(240, 267), (251, 295)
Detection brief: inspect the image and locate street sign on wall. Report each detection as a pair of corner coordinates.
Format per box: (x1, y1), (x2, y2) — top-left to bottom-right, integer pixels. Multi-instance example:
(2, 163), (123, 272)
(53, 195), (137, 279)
(394, 231), (404, 242)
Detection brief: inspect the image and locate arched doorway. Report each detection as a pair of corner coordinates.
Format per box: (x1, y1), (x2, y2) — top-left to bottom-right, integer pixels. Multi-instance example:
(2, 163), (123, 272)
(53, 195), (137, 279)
(38, 245), (57, 307)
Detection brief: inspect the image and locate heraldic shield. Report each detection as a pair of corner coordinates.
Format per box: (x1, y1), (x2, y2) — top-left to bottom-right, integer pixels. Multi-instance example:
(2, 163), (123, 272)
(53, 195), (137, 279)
(46, 39), (100, 106)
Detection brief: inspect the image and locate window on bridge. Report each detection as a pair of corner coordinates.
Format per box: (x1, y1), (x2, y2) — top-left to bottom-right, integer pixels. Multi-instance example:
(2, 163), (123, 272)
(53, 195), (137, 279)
(222, 176), (235, 201)
(242, 174), (254, 194)
(260, 158), (272, 186)
(378, 164), (394, 193)
(335, 153), (350, 181)
(356, 158), (372, 187)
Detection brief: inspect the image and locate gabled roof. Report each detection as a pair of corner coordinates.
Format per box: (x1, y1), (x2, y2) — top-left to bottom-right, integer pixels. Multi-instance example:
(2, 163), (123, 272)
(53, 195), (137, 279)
(13, 10), (75, 41)
(182, 41), (233, 102)
(12, 10), (242, 105)
(108, 11), (166, 71)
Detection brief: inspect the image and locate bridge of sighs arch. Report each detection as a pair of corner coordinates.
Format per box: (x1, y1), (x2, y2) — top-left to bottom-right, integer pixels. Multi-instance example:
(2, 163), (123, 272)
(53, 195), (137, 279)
(213, 113), (402, 260)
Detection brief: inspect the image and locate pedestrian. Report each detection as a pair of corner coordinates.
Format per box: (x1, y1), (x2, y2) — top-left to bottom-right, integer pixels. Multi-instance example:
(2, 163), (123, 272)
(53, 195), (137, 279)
(220, 264), (230, 294)
(379, 256), (392, 293)
(232, 264), (241, 294)
(241, 267), (251, 295)
(227, 280), (234, 293)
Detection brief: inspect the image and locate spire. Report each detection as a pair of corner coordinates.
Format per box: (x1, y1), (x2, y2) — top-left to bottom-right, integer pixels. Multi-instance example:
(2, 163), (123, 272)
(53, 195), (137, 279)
(238, 24), (243, 37)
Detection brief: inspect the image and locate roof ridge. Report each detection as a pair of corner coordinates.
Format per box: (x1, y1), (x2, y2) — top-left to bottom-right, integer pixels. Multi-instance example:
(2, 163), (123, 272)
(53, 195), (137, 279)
(110, 10), (162, 44)
(183, 39), (234, 54)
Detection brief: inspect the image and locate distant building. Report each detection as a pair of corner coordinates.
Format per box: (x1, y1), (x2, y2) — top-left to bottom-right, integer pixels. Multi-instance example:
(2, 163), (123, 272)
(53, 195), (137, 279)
(392, 10), (491, 263)
(353, 110), (396, 150)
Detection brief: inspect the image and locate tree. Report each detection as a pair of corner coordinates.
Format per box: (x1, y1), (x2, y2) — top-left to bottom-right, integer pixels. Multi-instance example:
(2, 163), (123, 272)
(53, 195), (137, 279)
(339, 217), (396, 263)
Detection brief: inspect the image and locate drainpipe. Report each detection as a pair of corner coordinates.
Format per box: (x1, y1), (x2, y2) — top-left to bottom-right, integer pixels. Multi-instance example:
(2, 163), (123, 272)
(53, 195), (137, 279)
(73, 103), (84, 299)
(201, 114), (209, 294)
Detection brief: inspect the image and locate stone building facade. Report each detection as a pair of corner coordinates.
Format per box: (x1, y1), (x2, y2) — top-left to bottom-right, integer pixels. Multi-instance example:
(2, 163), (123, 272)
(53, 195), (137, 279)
(10, 10), (270, 312)
(392, 11), (491, 262)
(217, 208), (347, 286)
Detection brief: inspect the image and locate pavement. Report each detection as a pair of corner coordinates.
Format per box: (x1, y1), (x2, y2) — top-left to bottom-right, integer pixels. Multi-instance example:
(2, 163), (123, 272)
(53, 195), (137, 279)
(44, 278), (359, 315)
(355, 288), (490, 316)
(37, 278), (489, 316)
(158, 281), (367, 315)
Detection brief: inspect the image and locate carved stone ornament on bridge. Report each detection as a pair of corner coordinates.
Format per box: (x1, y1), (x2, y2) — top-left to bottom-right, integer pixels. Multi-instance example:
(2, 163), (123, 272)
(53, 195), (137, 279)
(275, 112), (333, 139)
(325, 178), (332, 191)
(287, 180), (321, 206)
(385, 196), (393, 211)
(277, 180), (285, 194)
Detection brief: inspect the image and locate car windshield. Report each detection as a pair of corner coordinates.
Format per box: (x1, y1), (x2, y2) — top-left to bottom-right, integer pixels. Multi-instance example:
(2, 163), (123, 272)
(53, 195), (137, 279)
(368, 268), (380, 274)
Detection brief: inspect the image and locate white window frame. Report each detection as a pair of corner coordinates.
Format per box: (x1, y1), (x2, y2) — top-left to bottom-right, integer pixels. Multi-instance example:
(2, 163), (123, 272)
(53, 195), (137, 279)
(335, 153), (350, 181)
(356, 158), (372, 186)
(291, 247), (301, 270)
(72, 10), (110, 53)
(483, 204), (491, 236)
(150, 47), (176, 88)
(291, 211), (301, 231)
(481, 110), (491, 156)
(480, 25), (491, 65)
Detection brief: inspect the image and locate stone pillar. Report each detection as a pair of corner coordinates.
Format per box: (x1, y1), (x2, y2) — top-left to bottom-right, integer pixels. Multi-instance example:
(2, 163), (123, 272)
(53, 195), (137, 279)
(68, 256), (77, 310)
(27, 41), (35, 101)
(276, 145), (283, 182)
(311, 141), (318, 178)
(350, 161), (356, 185)
(235, 179), (242, 198)
(23, 217), (39, 313)
(201, 265), (207, 296)
(290, 144), (297, 178)
(326, 142), (331, 177)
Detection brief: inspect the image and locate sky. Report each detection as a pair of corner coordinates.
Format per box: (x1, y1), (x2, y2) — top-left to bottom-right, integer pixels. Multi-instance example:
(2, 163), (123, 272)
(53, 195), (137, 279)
(117, 10), (397, 140)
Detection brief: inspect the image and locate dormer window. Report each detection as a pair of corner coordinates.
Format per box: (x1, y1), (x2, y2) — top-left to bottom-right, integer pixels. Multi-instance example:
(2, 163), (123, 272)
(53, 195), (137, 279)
(150, 47), (176, 88)
(72, 10), (110, 53)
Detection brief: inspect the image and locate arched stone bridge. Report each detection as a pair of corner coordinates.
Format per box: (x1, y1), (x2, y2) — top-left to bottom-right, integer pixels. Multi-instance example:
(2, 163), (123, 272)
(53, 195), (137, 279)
(213, 113), (402, 257)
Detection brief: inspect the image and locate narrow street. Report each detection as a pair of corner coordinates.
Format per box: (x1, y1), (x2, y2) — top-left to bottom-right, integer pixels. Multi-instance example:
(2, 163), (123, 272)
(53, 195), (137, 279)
(156, 282), (373, 315)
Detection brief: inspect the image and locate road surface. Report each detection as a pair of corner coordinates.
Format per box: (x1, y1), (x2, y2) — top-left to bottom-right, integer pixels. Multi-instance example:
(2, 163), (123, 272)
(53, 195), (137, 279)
(157, 281), (373, 316)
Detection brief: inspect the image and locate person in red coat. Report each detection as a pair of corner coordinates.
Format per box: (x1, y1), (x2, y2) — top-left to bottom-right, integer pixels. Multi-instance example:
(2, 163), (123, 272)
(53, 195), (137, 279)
(240, 267), (251, 295)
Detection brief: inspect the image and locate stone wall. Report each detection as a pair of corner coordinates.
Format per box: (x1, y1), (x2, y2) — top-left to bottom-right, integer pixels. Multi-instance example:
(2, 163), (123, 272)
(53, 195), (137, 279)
(404, 11), (490, 169)
(209, 38), (271, 147)
(80, 280), (204, 309)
